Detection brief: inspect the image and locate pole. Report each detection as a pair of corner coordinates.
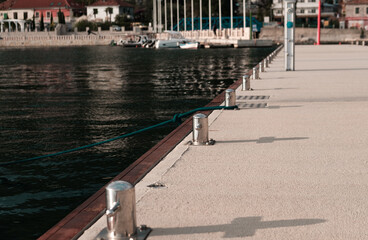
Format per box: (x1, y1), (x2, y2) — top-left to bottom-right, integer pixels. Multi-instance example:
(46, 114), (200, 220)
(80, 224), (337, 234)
(317, 0), (321, 45)
(170, 0), (173, 31)
(209, 0), (212, 31)
(200, 0), (202, 31)
(153, 0), (157, 32)
(177, 0), (179, 31)
(184, 0), (187, 31)
(158, 0), (162, 32)
(219, 0), (222, 32)
(165, 0), (167, 31)
(243, 0), (246, 37)
(249, 0), (252, 40)
(191, 0), (194, 31)
(230, 0), (233, 35)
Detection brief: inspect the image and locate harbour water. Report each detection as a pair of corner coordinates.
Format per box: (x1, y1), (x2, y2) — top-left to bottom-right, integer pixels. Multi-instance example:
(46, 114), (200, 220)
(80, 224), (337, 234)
(0, 46), (275, 239)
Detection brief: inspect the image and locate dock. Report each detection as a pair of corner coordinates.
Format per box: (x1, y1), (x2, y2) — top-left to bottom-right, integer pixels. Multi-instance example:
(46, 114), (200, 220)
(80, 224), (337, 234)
(40, 44), (368, 239)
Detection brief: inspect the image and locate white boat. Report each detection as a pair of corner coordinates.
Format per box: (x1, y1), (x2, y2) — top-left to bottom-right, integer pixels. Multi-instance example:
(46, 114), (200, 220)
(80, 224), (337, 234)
(179, 42), (199, 49)
(155, 31), (189, 49)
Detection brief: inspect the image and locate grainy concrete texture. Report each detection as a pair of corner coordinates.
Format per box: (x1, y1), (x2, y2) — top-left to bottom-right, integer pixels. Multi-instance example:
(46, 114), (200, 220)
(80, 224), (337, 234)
(80, 45), (368, 240)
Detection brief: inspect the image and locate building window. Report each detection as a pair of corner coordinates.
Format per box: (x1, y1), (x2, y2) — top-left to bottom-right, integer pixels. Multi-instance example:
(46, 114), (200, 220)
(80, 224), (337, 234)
(356, 7), (360, 14)
(36, 12), (40, 18)
(300, 9), (305, 13)
(47, 12), (51, 18)
(278, 0), (282, 3)
(277, 10), (282, 14)
(308, 0), (316, 2)
(310, 9), (316, 13)
(13, 12), (18, 19)
(300, 0), (305, 2)
(23, 12), (28, 20)
(366, 7), (368, 14)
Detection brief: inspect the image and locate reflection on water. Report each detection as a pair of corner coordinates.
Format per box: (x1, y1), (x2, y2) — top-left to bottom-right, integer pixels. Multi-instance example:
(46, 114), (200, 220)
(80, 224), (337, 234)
(0, 46), (274, 239)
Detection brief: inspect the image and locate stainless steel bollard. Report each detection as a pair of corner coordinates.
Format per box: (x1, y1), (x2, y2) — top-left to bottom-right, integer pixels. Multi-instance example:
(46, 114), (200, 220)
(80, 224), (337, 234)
(192, 113), (209, 145)
(263, 59), (267, 69)
(259, 61), (264, 72)
(225, 89), (236, 106)
(266, 57), (269, 67)
(106, 181), (137, 239)
(95, 181), (151, 240)
(242, 74), (250, 91)
(252, 67), (259, 80)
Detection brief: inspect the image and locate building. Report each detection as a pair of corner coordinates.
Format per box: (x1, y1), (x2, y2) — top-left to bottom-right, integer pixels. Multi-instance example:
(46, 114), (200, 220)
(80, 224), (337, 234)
(86, 0), (134, 22)
(344, 0), (368, 29)
(272, 0), (338, 27)
(0, 0), (84, 30)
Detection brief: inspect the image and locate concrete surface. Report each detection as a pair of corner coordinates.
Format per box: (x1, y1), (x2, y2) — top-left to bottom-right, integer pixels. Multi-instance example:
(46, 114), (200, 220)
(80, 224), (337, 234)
(80, 45), (368, 240)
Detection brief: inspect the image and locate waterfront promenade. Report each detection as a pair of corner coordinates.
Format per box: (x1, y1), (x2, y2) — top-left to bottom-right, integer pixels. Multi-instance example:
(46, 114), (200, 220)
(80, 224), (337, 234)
(76, 45), (368, 239)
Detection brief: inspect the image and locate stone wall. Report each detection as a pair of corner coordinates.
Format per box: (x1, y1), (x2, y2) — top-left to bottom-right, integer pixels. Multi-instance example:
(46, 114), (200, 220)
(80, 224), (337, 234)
(0, 31), (137, 47)
(259, 27), (365, 43)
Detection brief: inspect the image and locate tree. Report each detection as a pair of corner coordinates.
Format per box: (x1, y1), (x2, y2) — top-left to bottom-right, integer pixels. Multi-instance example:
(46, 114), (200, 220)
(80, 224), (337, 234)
(58, 8), (66, 24)
(50, 12), (55, 30)
(93, 8), (98, 18)
(40, 13), (45, 31)
(105, 7), (113, 22)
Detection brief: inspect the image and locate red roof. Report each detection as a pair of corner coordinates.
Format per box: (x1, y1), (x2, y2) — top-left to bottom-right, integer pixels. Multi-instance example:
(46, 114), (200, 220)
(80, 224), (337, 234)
(1, 0), (84, 9)
(89, 0), (134, 8)
(345, 0), (368, 4)
(0, 0), (15, 10)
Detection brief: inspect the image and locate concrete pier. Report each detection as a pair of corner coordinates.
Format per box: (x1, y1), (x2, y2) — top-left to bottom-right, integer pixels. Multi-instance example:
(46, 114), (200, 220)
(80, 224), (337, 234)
(46, 45), (368, 239)
(132, 45), (368, 239)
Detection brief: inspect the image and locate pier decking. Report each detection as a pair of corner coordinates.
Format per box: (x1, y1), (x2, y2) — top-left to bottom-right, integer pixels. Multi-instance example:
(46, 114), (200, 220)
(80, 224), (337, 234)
(54, 45), (368, 239)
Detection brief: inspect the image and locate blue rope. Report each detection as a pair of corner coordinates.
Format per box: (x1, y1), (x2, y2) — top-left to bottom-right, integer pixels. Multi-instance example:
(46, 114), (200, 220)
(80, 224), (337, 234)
(0, 105), (237, 166)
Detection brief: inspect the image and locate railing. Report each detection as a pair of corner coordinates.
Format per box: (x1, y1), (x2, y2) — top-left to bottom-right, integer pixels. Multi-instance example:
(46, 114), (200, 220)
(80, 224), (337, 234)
(180, 28), (250, 40)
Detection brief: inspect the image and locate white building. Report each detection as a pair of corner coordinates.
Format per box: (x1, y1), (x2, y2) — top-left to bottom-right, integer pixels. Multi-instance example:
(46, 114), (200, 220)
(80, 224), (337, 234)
(86, 0), (134, 22)
(272, 0), (337, 26)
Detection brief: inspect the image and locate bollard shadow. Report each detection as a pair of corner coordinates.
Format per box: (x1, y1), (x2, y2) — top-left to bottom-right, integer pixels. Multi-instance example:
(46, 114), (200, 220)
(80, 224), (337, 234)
(236, 103), (302, 109)
(297, 68), (368, 72)
(267, 105), (302, 109)
(255, 87), (299, 91)
(215, 137), (309, 144)
(151, 216), (326, 238)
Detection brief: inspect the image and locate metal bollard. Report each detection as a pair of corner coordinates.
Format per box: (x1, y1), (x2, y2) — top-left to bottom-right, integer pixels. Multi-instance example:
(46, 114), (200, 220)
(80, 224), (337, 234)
(225, 89), (236, 106)
(263, 59), (267, 69)
(96, 181), (151, 240)
(252, 67), (259, 80)
(259, 61), (264, 72)
(266, 57), (270, 67)
(192, 113), (209, 145)
(242, 74), (250, 91)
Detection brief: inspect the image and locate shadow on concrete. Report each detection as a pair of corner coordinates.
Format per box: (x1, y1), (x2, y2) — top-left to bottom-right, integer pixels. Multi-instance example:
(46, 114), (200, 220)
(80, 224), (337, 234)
(216, 137), (309, 144)
(267, 105), (303, 109)
(298, 68), (368, 72)
(256, 87), (299, 91)
(150, 216), (326, 238)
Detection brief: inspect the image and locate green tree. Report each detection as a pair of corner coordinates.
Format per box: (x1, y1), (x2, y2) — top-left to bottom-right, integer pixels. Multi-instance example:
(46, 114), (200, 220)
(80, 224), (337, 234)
(93, 8), (98, 18)
(105, 7), (113, 22)
(58, 8), (66, 24)
(40, 13), (45, 31)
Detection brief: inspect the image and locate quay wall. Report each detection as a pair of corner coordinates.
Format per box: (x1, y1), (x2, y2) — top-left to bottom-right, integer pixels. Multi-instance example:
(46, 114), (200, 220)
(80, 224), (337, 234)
(0, 31), (139, 47)
(260, 27), (366, 43)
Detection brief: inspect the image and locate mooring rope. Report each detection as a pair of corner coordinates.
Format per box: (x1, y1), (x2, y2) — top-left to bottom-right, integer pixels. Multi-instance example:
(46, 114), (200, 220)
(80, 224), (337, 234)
(0, 105), (238, 166)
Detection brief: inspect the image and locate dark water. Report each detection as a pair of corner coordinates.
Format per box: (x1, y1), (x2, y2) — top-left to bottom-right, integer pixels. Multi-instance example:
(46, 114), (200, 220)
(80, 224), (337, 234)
(0, 46), (274, 239)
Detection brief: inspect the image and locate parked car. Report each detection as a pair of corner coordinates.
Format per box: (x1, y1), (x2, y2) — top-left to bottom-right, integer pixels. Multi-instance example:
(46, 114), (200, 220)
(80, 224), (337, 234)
(112, 25), (122, 31)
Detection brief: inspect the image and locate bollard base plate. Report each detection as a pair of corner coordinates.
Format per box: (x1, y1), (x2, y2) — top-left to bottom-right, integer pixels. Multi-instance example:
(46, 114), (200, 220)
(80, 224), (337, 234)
(191, 139), (216, 146)
(95, 226), (151, 240)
